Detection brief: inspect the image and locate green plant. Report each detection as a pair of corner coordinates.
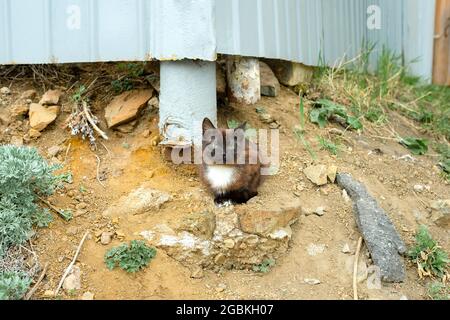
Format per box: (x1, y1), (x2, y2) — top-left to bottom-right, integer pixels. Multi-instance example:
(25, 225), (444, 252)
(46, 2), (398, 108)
(226, 119), (241, 129)
(253, 259), (275, 273)
(111, 78), (134, 93)
(364, 107), (385, 123)
(226, 119), (256, 141)
(309, 99), (363, 130)
(427, 281), (449, 300)
(317, 136), (340, 155)
(32, 208), (53, 228)
(399, 137), (428, 155)
(434, 143), (450, 180)
(105, 240), (156, 273)
(0, 146), (67, 256)
(71, 85), (87, 103)
(0, 271), (31, 300)
(294, 98), (317, 160)
(408, 225), (449, 279)
(111, 63), (145, 94)
(376, 47), (404, 95)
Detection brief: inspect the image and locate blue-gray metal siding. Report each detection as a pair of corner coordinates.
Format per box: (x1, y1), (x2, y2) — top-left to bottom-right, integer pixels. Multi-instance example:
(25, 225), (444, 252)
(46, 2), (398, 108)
(0, 0), (436, 80)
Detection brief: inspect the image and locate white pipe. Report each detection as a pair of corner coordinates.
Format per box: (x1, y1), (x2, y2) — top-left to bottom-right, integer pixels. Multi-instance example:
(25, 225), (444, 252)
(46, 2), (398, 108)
(159, 60), (217, 148)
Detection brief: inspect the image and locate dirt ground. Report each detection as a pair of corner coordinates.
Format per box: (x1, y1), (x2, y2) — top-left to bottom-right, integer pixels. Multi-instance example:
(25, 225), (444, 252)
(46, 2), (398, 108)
(0, 66), (449, 300)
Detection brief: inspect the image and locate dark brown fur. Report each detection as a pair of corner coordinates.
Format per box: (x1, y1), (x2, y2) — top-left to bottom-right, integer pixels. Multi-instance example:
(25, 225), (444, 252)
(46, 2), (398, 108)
(199, 118), (262, 205)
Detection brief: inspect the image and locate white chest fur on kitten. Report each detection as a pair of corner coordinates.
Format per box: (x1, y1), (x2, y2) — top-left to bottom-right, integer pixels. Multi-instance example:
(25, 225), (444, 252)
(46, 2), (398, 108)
(206, 165), (237, 192)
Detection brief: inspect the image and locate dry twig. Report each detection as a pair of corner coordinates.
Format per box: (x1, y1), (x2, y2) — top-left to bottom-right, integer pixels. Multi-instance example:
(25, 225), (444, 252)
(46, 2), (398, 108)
(54, 231), (89, 296)
(82, 101), (109, 140)
(37, 196), (69, 221)
(24, 262), (49, 300)
(353, 237), (363, 300)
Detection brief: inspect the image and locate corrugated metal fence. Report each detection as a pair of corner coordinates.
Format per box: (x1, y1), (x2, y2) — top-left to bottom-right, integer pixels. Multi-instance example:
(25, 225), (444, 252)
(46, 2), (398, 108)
(0, 0), (436, 79)
(216, 0), (435, 80)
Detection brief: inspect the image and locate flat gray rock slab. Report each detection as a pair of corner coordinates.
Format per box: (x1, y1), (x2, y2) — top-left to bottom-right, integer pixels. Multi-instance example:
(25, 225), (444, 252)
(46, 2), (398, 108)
(336, 173), (406, 282)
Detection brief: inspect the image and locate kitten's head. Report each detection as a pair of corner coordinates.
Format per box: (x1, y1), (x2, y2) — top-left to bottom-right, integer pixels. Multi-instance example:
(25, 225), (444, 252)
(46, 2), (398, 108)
(202, 118), (247, 165)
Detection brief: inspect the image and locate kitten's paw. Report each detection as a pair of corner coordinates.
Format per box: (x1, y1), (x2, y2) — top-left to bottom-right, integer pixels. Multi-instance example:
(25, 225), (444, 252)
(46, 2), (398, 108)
(215, 200), (233, 208)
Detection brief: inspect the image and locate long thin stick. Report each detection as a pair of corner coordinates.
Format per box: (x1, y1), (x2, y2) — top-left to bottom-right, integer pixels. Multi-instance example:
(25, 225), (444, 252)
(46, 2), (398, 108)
(25, 262), (49, 300)
(94, 154), (106, 188)
(54, 231), (89, 296)
(64, 143), (72, 164)
(37, 196), (69, 220)
(82, 101), (109, 140)
(353, 237), (363, 300)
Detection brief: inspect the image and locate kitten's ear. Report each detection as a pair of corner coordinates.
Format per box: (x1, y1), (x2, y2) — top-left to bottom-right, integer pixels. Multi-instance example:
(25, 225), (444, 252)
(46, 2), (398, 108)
(236, 121), (247, 131)
(202, 118), (215, 133)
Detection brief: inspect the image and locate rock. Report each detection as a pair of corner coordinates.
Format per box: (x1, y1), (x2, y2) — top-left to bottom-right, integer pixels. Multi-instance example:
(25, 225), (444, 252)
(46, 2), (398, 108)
(141, 129), (152, 138)
(413, 184), (425, 192)
(115, 121), (137, 134)
(0, 87), (11, 95)
(260, 61), (280, 97)
(102, 185), (170, 217)
(10, 104), (29, 117)
(307, 243), (325, 256)
(216, 283), (227, 292)
(345, 256), (368, 283)
(10, 136), (23, 146)
(105, 89), (153, 128)
(175, 210), (216, 239)
(42, 290), (55, 298)
(29, 103), (59, 131)
(223, 239), (235, 249)
(259, 113), (273, 124)
(147, 96), (159, 111)
(236, 204), (301, 236)
(214, 253), (226, 265)
(226, 56), (261, 104)
(100, 232), (113, 245)
(66, 226), (79, 236)
(342, 189), (351, 203)
(269, 122), (280, 129)
(327, 165), (338, 183)
(116, 230), (126, 240)
(190, 266), (204, 279)
(39, 89), (62, 105)
(304, 278), (321, 285)
(216, 63), (227, 96)
(314, 207), (325, 216)
(47, 145), (61, 157)
(81, 292), (95, 300)
(268, 226), (292, 240)
(342, 243), (351, 254)
(29, 128), (42, 139)
(0, 109), (11, 125)
(146, 75), (160, 93)
(336, 173), (406, 282)
(21, 89), (37, 100)
(303, 164), (328, 186)
(430, 199), (450, 228)
(62, 266), (81, 292)
(75, 202), (88, 210)
(263, 60), (314, 86)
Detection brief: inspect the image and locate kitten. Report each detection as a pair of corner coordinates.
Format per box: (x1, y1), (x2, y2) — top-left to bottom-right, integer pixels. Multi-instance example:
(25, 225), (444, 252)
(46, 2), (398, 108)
(199, 118), (262, 205)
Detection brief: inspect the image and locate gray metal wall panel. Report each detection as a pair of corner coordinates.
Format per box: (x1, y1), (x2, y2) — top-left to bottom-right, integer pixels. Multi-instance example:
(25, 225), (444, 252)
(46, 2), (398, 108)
(0, 0), (436, 80)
